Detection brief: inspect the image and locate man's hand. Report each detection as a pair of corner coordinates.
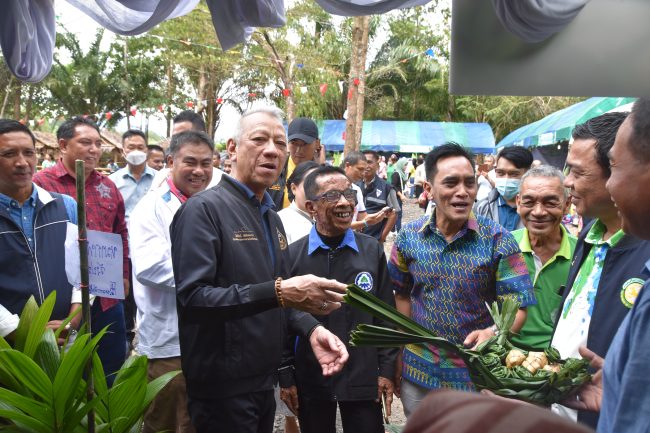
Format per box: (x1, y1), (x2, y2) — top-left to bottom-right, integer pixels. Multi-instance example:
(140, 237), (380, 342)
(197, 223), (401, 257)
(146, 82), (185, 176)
(281, 275), (347, 315)
(562, 346), (604, 412)
(280, 386), (299, 416)
(377, 376), (394, 417)
(364, 209), (387, 226)
(309, 326), (349, 376)
(393, 351), (403, 398)
(463, 327), (495, 350)
(46, 320), (73, 346)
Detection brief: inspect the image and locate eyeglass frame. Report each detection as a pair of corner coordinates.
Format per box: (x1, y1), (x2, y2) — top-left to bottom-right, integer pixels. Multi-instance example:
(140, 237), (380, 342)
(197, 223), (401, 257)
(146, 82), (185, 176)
(310, 188), (358, 204)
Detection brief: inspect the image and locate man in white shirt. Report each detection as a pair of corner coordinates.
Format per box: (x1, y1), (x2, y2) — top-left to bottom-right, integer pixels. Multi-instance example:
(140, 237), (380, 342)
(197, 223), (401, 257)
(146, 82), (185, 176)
(129, 130), (215, 433)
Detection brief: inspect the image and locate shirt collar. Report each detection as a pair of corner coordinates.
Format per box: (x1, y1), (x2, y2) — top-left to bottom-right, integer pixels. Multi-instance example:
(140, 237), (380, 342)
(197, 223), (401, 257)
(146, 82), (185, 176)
(0, 183), (38, 208)
(421, 209), (479, 236)
(122, 165), (156, 180)
(518, 225), (573, 260)
(585, 218), (625, 247)
(229, 176), (276, 212)
(307, 225), (358, 255)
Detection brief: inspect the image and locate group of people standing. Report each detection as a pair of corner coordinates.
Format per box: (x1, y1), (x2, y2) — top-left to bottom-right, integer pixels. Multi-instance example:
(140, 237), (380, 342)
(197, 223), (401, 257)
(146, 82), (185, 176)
(1, 99), (650, 433)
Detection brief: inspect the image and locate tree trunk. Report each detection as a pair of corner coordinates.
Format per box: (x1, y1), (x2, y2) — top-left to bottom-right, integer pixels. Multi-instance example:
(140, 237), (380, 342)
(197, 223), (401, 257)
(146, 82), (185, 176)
(344, 16), (369, 155)
(123, 39), (131, 129)
(13, 81), (21, 120)
(166, 61), (173, 137)
(0, 76), (13, 118)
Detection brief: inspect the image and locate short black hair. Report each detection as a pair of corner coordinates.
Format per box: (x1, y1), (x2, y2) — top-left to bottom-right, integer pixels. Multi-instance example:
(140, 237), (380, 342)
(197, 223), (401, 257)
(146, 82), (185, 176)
(362, 150), (380, 162)
(57, 116), (100, 141)
(0, 119), (36, 146)
(147, 144), (164, 154)
(572, 112), (628, 177)
(167, 130), (214, 157)
(630, 98), (650, 163)
(425, 142), (475, 181)
(497, 146), (534, 170)
(173, 110), (206, 133)
(286, 161), (320, 202)
(342, 151), (365, 168)
(122, 129), (146, 144)
(303, 165), (348, 201)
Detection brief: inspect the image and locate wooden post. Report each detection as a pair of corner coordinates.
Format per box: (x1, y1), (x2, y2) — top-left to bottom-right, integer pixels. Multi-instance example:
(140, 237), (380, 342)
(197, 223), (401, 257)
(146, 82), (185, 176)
(75, 160), (95, 433)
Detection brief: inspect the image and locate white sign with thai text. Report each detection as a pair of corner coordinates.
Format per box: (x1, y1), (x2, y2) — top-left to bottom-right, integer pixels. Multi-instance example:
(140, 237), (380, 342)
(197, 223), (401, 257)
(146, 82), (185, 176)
(64, 223), (125, 300)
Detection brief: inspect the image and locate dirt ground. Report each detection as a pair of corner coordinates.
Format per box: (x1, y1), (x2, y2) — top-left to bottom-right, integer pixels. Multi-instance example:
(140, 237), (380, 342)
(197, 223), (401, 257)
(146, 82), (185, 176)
(272, 198), (425, 433)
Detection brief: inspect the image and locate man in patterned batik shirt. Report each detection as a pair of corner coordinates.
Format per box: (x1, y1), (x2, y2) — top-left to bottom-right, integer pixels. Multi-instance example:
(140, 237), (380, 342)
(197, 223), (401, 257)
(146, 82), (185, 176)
(388, 143), (535, 417)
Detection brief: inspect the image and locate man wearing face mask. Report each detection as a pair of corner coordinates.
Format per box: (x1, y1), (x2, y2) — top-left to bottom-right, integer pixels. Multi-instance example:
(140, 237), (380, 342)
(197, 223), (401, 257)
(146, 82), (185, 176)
(109, 129), (157, 350)
(109, 129), (157, 223)
(474, 146), (533, 231)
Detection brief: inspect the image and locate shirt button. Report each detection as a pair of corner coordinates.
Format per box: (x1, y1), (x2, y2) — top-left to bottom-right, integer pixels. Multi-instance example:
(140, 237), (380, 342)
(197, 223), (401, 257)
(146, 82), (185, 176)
(28, 238), (32, 242)
(23, 216), (27, 220)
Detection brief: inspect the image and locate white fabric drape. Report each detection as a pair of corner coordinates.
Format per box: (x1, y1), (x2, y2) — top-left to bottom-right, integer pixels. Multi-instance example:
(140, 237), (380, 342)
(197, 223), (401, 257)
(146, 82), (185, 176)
(314, 0), (431, 16)
(491, 0), (590, 43)
(1, 0), (434, 83)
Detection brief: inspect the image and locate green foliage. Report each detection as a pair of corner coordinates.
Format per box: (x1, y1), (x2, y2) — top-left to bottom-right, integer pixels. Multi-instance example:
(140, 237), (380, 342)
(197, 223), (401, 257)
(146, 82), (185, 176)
(0, 293), (179, 432)
(345, 284), (590, 405)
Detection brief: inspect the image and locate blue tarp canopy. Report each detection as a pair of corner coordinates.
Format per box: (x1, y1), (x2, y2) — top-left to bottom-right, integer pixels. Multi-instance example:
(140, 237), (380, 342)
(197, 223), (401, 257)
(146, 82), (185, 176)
(319, 120), (495, 154)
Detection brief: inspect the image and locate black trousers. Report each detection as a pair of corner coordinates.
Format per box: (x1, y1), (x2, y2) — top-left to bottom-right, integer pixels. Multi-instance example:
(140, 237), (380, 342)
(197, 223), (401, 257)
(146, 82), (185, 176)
(298, 395), (384, 433)
(187, 390), (275, 433)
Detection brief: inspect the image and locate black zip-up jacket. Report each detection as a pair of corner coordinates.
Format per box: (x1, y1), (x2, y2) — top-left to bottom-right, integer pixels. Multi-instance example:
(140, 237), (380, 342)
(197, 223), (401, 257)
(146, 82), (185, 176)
(170, 176), (319, 399)
(551, 219), (650, 428)
(284, 230), (398, 401)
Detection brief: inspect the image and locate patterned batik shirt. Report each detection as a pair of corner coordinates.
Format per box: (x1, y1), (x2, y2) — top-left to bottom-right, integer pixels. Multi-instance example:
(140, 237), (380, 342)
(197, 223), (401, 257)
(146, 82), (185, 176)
(388, 212), (535, 391)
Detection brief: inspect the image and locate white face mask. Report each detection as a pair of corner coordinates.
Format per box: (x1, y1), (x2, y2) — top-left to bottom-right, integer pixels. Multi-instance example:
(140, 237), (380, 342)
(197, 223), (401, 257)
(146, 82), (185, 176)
(125, 150), (147, 166)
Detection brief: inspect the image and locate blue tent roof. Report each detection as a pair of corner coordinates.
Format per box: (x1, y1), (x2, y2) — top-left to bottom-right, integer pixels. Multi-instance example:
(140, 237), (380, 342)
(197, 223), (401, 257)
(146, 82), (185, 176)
(319, 120), (495, 154)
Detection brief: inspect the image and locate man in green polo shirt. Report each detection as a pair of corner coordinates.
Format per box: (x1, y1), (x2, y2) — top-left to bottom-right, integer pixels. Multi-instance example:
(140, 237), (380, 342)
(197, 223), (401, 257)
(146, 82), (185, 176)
(510, 165), (576, 349)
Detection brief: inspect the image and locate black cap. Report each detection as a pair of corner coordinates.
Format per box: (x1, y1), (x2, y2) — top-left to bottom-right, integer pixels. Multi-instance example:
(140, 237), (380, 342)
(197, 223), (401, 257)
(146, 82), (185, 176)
(288, 117), (319, 144)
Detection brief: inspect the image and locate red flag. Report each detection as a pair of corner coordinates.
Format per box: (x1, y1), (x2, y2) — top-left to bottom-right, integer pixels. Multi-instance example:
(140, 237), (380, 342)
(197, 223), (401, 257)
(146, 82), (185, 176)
(347, 88), (353, 100)
(216, 97), (223, 104)
(320, 84), (328, 96)
(342, 131), (346, 140)
(353, 78), (360, 86)
(282, 88), (291, 97)
(186, 101), (194, 108)
(105, 112), (113, 120)
(158, 105), (164, 112)
(248, 92), (257, 98)
(130, 107), (137, 116)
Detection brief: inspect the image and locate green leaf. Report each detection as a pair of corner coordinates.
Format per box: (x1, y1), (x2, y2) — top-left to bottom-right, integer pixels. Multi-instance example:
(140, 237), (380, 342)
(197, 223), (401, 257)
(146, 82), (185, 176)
(105, 356), (148, 432)
(142, 369), (181, 409)
(0, 388), (52, 426)
(33, 329), (61, 382)
(23, 292), (56, 359)
(13, 296), (39, 352)
(0, 349), (53, 402)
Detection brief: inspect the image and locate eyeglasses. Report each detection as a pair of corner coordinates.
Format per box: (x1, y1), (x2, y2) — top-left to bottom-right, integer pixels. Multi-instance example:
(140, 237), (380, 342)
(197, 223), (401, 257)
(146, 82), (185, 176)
(313, 188), (358, 204)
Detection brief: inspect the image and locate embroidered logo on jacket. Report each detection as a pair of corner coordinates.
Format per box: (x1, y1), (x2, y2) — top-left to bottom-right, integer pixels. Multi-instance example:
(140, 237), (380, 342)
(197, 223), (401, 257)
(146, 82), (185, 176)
(277, 228), (288, 250)
(233, 227), (258, 241)
(376, 189), (382, 198)
(620, 278), (644, 308)
(355, 272), (373, 292)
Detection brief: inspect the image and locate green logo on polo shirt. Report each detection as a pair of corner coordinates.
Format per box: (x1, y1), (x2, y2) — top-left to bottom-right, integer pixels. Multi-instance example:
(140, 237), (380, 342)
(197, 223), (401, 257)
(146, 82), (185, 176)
(355, 272), (373, 292)
(620, 278), (644, 308)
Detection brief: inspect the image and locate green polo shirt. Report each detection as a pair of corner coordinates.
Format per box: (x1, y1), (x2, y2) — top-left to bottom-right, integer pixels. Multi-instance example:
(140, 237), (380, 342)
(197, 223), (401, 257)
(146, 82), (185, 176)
(511, 225), (577, 349)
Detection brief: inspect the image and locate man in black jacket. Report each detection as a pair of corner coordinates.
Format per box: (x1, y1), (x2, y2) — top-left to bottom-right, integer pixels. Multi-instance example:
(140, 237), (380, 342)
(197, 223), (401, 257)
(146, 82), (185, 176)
(550, 112), (650, 428)
(283, 165), (398, 433)
(170, 107), (349, 433)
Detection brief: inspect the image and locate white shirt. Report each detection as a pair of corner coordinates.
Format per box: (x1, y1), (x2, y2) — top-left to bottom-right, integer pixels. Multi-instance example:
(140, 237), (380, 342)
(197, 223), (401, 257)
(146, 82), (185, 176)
(352, 183), (366, 221)
(476, 169), (496, 202)
(278, 202), (313, 245)
(129, 182), (184, 359)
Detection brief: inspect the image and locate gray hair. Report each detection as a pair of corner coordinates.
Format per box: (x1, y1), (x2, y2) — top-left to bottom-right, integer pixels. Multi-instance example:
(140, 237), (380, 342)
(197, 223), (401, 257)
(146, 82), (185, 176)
(232, 106), (285, 144)
(341, 151), (365, 168)
(520, 164), (568, 198)
(168, 130), (214, 158)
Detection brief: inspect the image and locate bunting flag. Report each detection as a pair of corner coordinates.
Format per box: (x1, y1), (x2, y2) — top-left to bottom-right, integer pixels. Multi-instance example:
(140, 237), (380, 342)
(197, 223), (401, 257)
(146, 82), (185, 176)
(282, 89), (291, 97)
(338, 81), (345, 93)
(105, 112), (113, 120)
(185, 101), (194, 108)
(353, 78), (360, 86)
(248, 92), (257, 98)
(216, 97), (223, 104)
(300, 86), (308, 94)
(425, 47), (436, 58)
(130, 107), (137, 116)
(320, 83), (328, 96)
